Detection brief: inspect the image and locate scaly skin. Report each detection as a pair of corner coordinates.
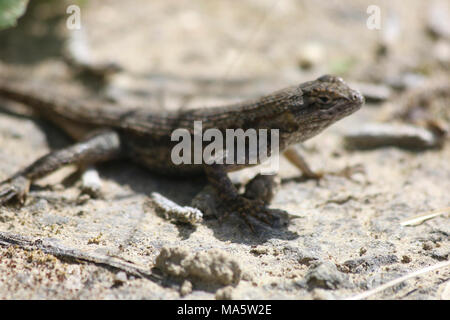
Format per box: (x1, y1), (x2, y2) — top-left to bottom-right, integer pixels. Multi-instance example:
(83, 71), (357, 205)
(0, 75), (364, 230)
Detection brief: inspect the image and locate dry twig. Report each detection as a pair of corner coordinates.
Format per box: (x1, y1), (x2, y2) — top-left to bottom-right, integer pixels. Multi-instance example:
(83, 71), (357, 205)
(0, 231), (161, 282)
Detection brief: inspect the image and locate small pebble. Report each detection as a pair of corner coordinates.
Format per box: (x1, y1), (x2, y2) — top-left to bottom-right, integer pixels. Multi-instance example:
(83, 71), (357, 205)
(423, 242), (434, 250)
(81, 168), (102, 198)
(401, 255), (412, 264)
(114, 271), (127, 284)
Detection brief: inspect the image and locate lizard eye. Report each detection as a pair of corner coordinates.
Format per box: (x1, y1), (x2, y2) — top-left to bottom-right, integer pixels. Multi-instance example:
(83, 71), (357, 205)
(317, 96), (331, 104)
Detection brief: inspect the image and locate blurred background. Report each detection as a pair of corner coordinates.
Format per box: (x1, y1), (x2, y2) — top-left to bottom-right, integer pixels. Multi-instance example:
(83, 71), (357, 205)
(0, 0), (448, 112)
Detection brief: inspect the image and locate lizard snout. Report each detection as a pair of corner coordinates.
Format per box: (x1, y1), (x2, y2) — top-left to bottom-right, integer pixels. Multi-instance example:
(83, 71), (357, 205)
(349, 90), (364, 106)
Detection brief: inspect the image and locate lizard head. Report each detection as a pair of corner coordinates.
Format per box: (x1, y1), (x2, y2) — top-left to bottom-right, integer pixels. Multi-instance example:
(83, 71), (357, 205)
(297, 74), (363, 121)
(278, 74), (364, 142)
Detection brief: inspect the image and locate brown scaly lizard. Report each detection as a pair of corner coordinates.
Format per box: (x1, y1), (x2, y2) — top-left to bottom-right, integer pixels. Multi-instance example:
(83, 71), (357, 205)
(0, 75), (364, 230)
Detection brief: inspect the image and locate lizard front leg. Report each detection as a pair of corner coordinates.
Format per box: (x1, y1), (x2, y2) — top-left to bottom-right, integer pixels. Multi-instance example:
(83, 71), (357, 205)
(204, 164), (287, 231)
(284, 146), (364, 180)
(283, 147), (322, 179)
(0, 130), (121, 205)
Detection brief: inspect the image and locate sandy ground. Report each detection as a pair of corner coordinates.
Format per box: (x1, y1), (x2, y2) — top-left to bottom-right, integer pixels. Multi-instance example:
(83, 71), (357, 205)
(0, 0), (448, 299)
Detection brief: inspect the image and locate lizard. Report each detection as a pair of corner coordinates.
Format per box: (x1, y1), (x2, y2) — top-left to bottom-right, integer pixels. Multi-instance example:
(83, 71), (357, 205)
(0, 74), (364, 230)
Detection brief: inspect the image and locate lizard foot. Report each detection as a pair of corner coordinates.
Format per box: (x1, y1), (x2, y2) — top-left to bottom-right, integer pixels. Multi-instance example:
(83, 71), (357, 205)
(243, 174), (280, 206)
(221, 196), (288, 232)
(0, 175), (30, 205)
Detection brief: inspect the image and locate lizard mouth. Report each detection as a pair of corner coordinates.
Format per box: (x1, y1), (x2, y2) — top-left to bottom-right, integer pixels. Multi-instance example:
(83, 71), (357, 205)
(327, 97), (364, 122)
(337, 89), (364, 119)
(351, 89), (365, 107)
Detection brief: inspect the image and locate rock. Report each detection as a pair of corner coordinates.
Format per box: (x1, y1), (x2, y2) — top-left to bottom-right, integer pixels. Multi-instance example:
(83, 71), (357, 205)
(401, 255), (412, 264)
(283, 245), (323, 267)
(249, 245), (270, 256)
(422, 241), (434, 250)
(344, 123), (443, 150)
(155, 247), (242, 287)
(302, 261), (351, 290)
(81, 168), (102, 198)
(430, 248), (449, 261)
(114, 271), (127, 284)
(340, 255), (399, 274)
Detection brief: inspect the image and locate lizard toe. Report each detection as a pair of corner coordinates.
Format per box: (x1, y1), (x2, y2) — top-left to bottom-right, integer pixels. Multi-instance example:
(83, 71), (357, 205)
(227, 197), (289, 231)
(0, 175), (30, 205)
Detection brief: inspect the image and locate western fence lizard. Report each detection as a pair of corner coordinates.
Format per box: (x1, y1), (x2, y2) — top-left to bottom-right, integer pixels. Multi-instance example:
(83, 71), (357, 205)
(0, 75), (364, 230)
